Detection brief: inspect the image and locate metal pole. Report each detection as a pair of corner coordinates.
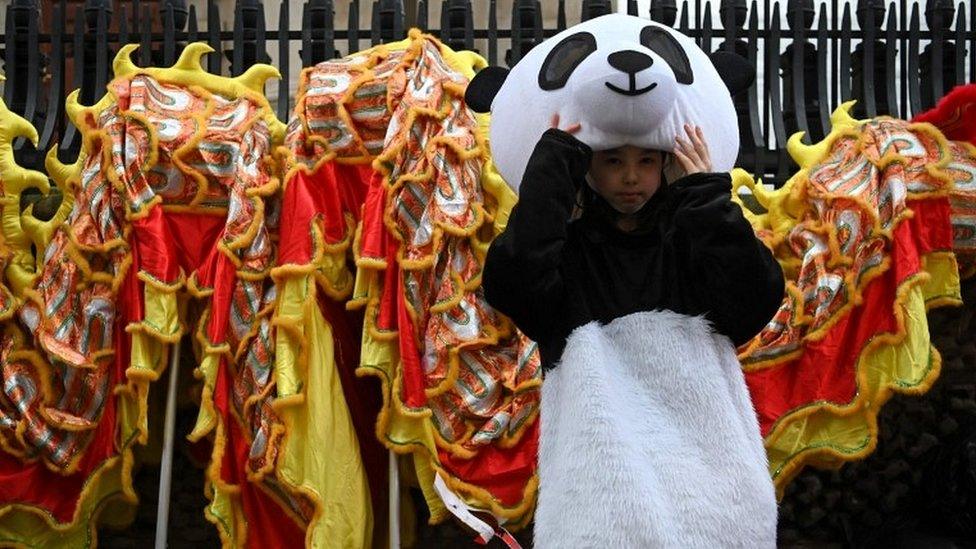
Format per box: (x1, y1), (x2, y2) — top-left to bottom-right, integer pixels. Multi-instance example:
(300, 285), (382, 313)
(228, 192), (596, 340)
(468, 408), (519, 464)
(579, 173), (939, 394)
(404, 0), (417, 28)
(389, 449), (400, 548)
(154, 341), (182, 549)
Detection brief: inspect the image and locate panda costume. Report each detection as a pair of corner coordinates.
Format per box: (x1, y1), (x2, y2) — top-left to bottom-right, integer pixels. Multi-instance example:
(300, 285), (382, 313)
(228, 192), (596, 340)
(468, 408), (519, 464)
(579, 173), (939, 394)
(466, 14), (783, 548)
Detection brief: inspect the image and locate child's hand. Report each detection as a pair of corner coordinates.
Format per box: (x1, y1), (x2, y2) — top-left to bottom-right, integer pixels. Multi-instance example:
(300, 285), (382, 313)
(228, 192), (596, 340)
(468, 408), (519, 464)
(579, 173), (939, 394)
(673, 124), (712, 175)
(550, 113), (582, 135)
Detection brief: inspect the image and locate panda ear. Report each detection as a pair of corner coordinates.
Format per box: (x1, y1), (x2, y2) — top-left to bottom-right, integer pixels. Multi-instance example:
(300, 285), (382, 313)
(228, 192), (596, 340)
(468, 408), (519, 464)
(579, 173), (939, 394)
(709, 51), (755, 96)
(464, 66), (510, 113)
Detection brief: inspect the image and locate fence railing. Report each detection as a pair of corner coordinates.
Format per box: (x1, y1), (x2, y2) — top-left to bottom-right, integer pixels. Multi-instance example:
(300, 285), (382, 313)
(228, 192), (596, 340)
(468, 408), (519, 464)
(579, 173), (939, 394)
(1, 0), (974, 185)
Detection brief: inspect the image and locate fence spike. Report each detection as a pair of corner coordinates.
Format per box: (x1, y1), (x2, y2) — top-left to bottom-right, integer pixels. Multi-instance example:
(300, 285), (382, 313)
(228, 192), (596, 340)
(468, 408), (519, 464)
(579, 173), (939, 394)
(906, 1), (921, 116)
(789, 5), (811, 142)
(954, 3), (965, 85)
(38, 0), (66, 154)
(816, 2), (831, 137)
(208, 0), (222, 73)
(745, 0), (766, 177)
(862, 4), (878, 117)
(838, 2), (852, 101)
(278, 0), (290, 121)
(885, 4), (898, 116)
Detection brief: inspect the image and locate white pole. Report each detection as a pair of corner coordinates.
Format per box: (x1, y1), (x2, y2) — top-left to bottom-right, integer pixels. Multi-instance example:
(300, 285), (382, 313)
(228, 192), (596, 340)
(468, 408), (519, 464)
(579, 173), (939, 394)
(154, 341), (182, 549)
(389, 449), (400, 549)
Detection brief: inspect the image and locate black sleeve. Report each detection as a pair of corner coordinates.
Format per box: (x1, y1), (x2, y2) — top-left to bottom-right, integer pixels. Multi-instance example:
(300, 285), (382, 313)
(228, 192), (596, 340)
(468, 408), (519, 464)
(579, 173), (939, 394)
(482, 129), (591, 345)
(663, 172), (785, 346)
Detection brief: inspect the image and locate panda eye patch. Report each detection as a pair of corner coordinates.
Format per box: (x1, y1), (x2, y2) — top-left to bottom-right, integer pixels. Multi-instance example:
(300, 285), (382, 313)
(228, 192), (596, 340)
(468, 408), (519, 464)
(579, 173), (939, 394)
(539, 32), (598, 91)
(640, 26), (694, 85)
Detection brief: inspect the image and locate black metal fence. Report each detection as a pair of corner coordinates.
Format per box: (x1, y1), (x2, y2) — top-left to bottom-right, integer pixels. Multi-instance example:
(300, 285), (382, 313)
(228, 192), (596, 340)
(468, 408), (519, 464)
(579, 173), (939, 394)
(1, 0), (974, 185)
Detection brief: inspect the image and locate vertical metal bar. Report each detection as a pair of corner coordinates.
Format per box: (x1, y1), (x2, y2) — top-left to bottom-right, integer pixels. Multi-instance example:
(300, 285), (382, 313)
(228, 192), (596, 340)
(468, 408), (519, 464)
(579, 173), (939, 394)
(488, 0), (497, 65)
(790, 5), (810, 142)
(39, 0), (66, 154)
(678, 0), (689, 35)
(60, 4), (86, 159)
(862, 3), (878, 117)
(906, 2), (921, 116)
(558, 0), (567, 31)
(766, 3), (790, 183)
(533, 1), (543, 48)
(761, 0), (771, 173)
(232, 1), (244, 75)
(721, 0), (732, 53)
(832, 0), (839, 108)
(208, 0), (222, 74)
(141, 4), (153, 66)
(396, 0), (406, 42)
(816, 2), (831, 138)
(955, 3), (966, 86)
(884, 3), (898, 116)
(465, 0), (474, 50)
(301, 2), (312, 66)
(256, 1), (268, 70)
(133, 0), (142, 49)
(930, 6), (944, 110)
(388, 450), (400, 549)
(153, 342), (183, 549)
(278, 0), (290, 121)
(119, 4), (130, 46)
(695, 0), (702, 46)
(899, 0), (908, 118)
(23, 6), (41, 128)
(701, 1), (712, 53)
(349, 0), (360, 55)
(839, 2), (851, 101)
(95, 4), (109, 101)
(188, 5), (200, 43)
(417, 0), (428, 30)
(371, 1), (381, 45)
(746, 0), (766, 178)
(438, 0), (448, 43)
(510, 0), (521, 65)
(164, 4), (177, 66)
(325, 0), (336, 59)
(628, 0), (639, 16)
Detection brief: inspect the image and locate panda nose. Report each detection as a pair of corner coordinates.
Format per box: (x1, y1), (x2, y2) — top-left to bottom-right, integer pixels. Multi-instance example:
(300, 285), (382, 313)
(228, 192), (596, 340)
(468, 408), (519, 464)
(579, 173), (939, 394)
(607, 50), (654, 74)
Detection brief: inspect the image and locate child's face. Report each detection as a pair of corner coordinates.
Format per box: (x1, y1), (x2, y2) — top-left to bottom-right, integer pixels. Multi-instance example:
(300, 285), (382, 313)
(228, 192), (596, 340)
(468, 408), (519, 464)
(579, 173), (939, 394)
(588, 146), (664, 214)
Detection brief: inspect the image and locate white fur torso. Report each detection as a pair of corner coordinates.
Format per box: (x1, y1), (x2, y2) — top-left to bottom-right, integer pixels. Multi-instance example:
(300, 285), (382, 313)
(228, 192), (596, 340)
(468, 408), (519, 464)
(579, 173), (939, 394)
(535, 310), (777, 548)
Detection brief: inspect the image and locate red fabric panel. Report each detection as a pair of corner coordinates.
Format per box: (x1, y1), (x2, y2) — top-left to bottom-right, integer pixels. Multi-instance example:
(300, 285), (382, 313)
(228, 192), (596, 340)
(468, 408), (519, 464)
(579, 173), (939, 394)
(213, 356), (305, 549)
(162, 213), (226, 274)
(130, 208), (224, 282)
(359, 171), (388, 262)
(746, 198), (951, 435)
(396, 269), (426, 408)
(279, 163), (373, 265)
(202, 249), (238, 346)
(438, 420), (539, 508)
(376, 231), (398, 333)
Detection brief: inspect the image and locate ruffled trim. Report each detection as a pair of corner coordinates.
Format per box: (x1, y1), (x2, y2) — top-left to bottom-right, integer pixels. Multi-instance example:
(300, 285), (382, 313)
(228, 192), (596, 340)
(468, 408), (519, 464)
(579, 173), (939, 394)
(1, 43), (286, 547)
(764, 256), (958, 496)
(345, 32), (540, 525)
(735, 103), (970, 496)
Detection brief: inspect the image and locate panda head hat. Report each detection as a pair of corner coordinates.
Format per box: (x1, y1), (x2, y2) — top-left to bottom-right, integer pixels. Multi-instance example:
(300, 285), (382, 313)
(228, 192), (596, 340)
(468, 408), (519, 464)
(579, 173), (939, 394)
(466, 14), (753, 193)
